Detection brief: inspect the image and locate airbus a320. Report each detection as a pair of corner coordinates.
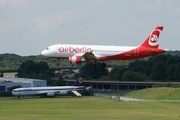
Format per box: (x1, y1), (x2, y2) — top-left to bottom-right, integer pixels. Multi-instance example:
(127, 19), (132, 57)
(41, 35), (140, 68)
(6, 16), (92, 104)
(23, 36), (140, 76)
(41, 26), (165, 67)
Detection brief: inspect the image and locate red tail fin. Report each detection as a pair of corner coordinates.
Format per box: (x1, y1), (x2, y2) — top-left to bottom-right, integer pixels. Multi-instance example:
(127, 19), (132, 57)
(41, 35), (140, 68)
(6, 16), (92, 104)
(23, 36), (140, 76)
(140, 26), (163, 48)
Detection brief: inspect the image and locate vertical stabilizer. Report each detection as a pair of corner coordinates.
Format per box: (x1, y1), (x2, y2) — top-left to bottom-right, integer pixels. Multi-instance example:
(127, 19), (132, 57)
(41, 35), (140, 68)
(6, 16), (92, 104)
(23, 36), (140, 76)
(72, 73), (84, 86)
(140, 26), (163, 48)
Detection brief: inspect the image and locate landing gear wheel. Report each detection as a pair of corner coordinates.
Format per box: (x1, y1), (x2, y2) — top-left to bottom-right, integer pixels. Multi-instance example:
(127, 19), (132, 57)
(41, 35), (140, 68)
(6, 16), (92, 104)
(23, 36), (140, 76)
(101, 63), (106, 67)
(56, 59), (60, 66)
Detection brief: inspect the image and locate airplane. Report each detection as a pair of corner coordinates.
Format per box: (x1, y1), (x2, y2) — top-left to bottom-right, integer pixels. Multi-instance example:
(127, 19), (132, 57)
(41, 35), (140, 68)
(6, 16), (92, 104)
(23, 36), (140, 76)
(41, 26), (165, 68)
(12, 73), (85, 98)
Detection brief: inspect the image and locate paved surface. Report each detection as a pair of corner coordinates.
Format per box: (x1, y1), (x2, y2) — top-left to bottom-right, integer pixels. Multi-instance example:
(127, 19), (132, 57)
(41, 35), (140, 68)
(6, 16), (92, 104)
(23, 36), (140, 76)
(119, 96), (180, 102)
(120, 97), (147, 102)
(94, 93), (180, 102)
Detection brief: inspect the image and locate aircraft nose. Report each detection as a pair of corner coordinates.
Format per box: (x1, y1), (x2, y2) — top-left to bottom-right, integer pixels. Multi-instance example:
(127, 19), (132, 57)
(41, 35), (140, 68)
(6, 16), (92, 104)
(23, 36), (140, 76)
(41, 50), (46, 56)
(11, 91), (16, 95)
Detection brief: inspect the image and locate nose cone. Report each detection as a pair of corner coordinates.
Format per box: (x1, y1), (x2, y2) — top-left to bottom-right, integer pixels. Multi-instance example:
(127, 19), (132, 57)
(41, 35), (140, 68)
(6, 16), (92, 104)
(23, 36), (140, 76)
(12, 90), (17, 96)
(41, 50), (46, 56)
(41, 49), (53, 57)
(41, 50), (49, 56)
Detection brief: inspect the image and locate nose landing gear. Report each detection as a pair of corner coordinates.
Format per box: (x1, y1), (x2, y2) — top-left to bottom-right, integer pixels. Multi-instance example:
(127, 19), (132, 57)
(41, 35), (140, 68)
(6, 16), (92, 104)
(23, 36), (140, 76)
(56, 58), (60, 66)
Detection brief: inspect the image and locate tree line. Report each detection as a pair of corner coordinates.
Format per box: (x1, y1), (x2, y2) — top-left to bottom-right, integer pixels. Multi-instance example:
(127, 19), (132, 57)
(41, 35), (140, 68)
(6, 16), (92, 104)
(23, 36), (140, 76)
(102, 54), (180, 82)
(0, 52), (180, 85)
(1, 50), (176, 71)
(79, 54), (180, 82)
(14, 53), (180, 83)
(16, 61), (66, 86)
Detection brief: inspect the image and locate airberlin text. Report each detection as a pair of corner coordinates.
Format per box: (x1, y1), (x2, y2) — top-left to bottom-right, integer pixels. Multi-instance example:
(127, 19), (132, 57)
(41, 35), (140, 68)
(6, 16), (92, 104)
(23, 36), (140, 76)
(58, 46), (92, 53)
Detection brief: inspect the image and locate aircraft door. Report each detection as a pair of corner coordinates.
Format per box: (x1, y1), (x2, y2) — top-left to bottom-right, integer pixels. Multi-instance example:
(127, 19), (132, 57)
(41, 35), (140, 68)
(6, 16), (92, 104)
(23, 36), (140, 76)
(134, 48), (139, 56)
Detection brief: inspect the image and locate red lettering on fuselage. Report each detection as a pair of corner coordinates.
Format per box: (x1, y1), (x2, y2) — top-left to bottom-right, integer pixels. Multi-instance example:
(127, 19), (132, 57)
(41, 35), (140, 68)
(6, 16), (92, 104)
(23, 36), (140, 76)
(58, 46), (92, 53)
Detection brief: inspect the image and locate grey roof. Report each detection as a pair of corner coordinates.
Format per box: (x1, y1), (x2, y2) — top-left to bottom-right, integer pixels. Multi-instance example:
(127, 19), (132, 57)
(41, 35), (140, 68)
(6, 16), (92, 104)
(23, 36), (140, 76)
(0, 77), (45, 84)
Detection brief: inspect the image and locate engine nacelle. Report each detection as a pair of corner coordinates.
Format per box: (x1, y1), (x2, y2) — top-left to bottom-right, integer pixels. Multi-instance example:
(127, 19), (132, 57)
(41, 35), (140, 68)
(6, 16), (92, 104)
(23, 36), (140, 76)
(47, 92), (55, 97)
(60, 91), (68, 95)
(69, 56), (82, 64)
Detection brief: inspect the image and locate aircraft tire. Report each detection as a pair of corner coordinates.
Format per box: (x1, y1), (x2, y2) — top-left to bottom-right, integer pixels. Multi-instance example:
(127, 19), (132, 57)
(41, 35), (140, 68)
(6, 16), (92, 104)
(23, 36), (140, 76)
(101, 63), (106, 67)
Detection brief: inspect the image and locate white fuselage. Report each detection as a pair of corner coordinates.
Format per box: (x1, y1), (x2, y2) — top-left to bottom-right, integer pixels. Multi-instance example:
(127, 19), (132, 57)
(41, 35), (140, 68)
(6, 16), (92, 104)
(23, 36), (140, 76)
(41, 26), (165, 64)
(42, 44), (136, 59)
(12, 86), (84, 96)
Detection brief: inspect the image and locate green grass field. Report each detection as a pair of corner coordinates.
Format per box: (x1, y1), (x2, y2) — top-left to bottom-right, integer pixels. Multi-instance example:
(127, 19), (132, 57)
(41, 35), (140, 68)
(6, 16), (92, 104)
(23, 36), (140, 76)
(0, 96), (180, 120)
(121, 87), (180, 100)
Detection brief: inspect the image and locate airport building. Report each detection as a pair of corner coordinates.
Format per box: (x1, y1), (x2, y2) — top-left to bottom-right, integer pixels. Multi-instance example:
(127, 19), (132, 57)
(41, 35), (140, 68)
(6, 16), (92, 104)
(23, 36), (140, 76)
(0, 77), (47, 92)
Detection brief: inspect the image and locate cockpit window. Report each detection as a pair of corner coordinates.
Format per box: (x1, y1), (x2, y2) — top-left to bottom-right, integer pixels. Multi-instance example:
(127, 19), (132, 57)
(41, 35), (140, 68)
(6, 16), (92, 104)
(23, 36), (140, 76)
(12, 89), (18, 92)
(46, 48), (49, 50)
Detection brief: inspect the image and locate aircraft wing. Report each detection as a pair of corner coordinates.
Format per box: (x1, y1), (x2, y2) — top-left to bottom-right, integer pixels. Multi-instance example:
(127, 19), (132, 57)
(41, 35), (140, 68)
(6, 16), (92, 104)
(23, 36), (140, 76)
(82, 51), (97, 60)
(72, 90), (82, 97)
(74, 51), (99, 61)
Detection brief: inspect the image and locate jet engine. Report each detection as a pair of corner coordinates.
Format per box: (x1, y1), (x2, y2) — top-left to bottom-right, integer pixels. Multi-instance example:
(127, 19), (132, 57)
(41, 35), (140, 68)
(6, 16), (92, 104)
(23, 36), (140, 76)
(60, 91), (68, 95)
(69, 56), (82, 64)
(47, 92), (55, 97)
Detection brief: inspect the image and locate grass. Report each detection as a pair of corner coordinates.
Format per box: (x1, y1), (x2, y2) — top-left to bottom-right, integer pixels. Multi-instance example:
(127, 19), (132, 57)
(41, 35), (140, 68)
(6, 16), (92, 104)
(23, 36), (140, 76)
(121, 87), (180, 100)
(0, 96), (180, 120)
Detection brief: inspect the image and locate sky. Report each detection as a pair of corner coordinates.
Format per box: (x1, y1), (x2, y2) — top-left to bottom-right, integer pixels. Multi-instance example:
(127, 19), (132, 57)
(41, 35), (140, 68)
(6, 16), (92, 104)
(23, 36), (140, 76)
(0, 0), (180, 56)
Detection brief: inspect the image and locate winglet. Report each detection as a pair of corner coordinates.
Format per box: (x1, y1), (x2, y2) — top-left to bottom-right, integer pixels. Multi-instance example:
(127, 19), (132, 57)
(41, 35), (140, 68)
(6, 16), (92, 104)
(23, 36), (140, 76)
(72, 73), (85, 86)
(140, 26), (163, 48)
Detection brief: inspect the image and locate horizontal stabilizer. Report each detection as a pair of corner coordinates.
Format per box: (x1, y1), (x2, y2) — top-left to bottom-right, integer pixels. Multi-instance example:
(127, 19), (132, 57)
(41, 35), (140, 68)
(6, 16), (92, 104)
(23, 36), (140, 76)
(72, 90), (81, 97)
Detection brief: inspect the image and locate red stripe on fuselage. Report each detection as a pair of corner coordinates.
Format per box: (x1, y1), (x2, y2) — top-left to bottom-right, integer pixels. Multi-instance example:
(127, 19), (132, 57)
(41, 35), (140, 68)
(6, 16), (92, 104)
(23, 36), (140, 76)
(46, 47), (165, 62)
(99, 47), (165, 61)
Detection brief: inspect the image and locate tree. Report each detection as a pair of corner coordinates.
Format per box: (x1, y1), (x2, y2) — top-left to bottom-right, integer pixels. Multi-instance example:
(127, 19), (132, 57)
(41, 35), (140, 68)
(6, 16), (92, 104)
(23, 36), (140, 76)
(79, 62), (109, 79)
(122, 70), (147, 81)
(55, 75), (66, 86)
(128, 59), (155, 77)
(17, 61), (53, 80)
(107, 66), (126, 80)
(150, 61), (167, 81)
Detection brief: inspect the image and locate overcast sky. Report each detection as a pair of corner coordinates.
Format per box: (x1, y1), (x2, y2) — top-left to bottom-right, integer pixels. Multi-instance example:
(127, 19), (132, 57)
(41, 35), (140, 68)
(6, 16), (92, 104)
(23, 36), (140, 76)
(0, 0), (180, 56)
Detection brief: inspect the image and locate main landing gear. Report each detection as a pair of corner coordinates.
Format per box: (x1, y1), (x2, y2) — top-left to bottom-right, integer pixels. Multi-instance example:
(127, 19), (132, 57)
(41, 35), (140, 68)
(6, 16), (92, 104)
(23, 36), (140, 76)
(92, 63), (106, 68)
(56, 59), (60, 66)
(101, 63), (106, 67)
(56, 63), (59, 66)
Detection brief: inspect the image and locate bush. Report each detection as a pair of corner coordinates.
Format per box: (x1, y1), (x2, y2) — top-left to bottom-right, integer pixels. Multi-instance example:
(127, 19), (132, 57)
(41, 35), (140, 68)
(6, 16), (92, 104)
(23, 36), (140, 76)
(0, 92), (12, 97)
(79, 90), (93, 96)
(152, 83), (180, 88)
